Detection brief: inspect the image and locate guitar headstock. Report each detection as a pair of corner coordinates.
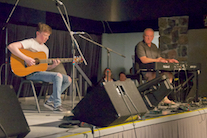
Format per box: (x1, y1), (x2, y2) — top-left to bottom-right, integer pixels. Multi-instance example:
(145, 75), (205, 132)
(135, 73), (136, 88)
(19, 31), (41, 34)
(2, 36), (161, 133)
(73, 56), (83, 64)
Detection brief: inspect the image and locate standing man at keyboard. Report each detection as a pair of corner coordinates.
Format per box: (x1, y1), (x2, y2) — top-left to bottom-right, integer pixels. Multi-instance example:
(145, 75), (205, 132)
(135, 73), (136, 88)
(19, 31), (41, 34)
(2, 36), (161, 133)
(135, 28), (179, 104)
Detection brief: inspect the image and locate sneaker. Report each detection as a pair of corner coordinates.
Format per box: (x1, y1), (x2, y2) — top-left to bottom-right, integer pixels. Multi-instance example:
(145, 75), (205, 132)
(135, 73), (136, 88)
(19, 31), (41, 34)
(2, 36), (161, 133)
(44, 101), (55, 110)
(53, 106), (64, 113)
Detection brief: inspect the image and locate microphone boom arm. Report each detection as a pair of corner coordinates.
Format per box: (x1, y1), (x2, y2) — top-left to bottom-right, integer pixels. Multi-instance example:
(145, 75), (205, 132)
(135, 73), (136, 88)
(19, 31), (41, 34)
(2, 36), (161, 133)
(79, 34), (126, 58)
(56, 4), (87, 65)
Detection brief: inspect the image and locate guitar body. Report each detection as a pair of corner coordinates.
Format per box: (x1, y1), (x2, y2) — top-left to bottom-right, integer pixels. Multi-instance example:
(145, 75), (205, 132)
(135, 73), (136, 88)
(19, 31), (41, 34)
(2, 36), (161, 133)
(10, 49), (48, 77)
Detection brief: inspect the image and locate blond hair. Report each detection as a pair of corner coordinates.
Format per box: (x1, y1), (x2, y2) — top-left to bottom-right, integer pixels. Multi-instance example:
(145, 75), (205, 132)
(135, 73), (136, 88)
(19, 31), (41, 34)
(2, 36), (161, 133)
(37, 22), (52, 34)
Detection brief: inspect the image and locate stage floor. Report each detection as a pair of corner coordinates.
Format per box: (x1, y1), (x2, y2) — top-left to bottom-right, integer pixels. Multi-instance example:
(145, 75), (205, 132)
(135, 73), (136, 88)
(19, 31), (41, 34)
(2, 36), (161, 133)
(18, 95), (207, 138)
(19, 95), (86, 138)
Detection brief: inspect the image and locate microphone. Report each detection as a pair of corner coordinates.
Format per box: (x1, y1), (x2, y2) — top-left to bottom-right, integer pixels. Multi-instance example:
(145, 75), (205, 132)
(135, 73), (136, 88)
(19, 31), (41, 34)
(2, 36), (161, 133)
(70, 31), (86, 35)
(53, 0), (63, 5)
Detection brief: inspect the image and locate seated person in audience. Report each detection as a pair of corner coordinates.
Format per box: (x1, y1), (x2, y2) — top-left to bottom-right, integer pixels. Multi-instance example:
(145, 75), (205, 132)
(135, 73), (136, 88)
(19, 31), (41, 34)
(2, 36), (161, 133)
(119, 71), (139, 87)
(98, 68), (116, 86)
(134, 28), (179, 104)
(119, 72), (127, 81)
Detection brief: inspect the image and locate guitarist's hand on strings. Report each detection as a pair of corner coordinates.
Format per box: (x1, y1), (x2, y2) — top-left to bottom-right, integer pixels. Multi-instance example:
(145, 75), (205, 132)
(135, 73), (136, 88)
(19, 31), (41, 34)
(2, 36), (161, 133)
(25, 57), (36, 66)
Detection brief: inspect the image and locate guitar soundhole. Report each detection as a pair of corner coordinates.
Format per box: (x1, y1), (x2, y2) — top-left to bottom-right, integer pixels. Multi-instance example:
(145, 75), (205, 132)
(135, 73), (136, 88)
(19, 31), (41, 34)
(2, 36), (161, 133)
(34, 58), (40, 65)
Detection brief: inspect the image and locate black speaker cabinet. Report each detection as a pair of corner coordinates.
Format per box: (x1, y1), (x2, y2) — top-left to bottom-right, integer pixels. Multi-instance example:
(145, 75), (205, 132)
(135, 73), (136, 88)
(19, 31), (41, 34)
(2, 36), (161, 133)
(0, 85), (30, 138)
(72, 80), (148, 127)
(138, 74), (174, 110)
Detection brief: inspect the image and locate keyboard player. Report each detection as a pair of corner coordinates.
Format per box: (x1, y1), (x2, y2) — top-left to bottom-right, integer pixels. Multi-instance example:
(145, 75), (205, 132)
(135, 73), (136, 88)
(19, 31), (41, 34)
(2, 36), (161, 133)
(134, 28), (179, 104)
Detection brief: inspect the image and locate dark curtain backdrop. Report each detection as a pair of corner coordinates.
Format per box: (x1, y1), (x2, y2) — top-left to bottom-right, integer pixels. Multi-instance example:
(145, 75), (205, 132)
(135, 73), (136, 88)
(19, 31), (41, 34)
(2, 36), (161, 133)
(1, 23), (102, 95)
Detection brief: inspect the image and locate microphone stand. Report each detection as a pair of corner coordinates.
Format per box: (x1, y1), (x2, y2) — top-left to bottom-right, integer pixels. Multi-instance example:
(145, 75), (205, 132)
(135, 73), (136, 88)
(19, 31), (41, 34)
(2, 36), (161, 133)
(78, 35), (126, 81)
(1, 0), (20, 85)
(55, 1), (87, 108)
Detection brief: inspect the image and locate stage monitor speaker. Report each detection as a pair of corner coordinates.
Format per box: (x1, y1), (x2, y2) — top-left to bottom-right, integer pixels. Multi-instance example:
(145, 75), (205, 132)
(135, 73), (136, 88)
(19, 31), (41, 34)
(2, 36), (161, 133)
(138, 74), (174, 110)
(0, 85), (30, 138)
(72, 80), (148, 127)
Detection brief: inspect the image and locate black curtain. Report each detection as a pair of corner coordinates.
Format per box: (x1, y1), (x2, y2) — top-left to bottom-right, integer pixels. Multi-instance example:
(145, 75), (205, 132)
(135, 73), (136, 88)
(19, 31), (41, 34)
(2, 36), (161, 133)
(0, 23), (102, 95)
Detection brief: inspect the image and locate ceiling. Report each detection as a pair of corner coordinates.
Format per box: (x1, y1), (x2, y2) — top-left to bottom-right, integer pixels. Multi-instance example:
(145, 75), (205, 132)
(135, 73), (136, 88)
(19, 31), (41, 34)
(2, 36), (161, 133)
(0, 0), (207, 22)
(0, 0), (207, 33)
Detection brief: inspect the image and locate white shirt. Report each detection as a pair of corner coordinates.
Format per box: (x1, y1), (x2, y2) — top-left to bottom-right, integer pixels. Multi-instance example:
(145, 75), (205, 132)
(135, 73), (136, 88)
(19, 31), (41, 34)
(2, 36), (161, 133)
(20, 38), (49, 58)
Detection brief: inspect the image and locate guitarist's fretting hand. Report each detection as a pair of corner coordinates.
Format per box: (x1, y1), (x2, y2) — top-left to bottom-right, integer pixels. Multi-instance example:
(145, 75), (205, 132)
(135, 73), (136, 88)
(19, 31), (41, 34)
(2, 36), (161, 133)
(52, 59), (61, 66)
(47, 59), (61, 70)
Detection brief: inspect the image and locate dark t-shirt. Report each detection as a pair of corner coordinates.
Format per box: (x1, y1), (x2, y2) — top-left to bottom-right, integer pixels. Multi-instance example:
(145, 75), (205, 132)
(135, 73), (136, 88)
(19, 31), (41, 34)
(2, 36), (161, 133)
(134, 40), (161, 72)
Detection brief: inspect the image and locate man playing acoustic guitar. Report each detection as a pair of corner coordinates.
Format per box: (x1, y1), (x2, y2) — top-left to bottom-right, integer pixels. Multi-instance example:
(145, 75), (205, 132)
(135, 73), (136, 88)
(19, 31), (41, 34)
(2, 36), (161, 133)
(7, 22), (72, 113)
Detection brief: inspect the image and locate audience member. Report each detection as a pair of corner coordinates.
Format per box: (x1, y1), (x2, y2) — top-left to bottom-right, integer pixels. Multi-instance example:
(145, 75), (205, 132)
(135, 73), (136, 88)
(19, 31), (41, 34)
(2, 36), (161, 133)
(98, 68), (116, 86)
(119, 72), (127, 81)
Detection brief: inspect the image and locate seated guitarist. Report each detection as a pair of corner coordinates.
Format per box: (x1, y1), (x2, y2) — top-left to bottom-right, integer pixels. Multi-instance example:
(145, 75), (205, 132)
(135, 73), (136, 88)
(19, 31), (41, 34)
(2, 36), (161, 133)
(7, 22), (72, 113)
(135, 28), (179, 105)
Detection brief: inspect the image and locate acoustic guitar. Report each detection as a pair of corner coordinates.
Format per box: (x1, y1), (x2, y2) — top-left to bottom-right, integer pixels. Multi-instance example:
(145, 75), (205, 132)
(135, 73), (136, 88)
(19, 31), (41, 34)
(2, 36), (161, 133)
(10, 49), (83, 77)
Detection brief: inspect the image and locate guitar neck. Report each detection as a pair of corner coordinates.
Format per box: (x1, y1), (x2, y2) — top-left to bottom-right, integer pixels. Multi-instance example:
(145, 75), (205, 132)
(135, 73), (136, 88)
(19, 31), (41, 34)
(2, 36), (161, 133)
(40, 58), (73, 64)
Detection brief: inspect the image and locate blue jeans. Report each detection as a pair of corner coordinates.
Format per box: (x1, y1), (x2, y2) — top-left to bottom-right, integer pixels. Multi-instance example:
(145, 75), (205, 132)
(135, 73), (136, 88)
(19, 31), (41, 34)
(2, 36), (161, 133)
(26, 71), (71, 107)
